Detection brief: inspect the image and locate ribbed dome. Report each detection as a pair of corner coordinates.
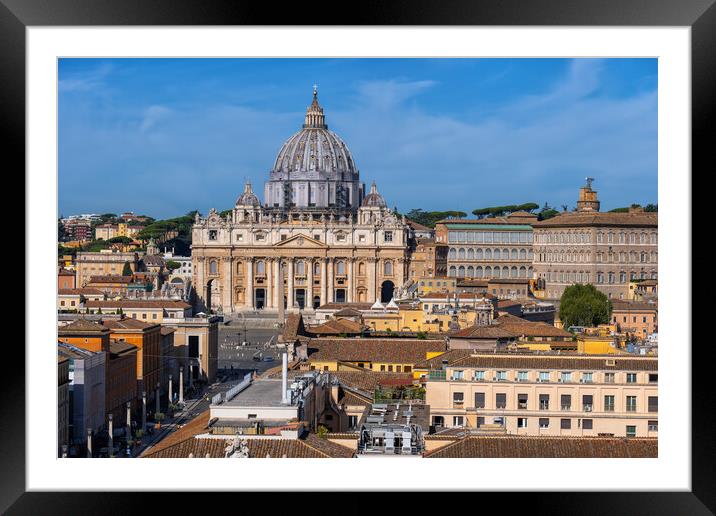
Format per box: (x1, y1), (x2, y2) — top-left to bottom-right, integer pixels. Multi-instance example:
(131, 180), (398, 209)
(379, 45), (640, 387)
(236, 182), (260, 206)
(270, 87), (358, 180)
(361, 181), (387, 208)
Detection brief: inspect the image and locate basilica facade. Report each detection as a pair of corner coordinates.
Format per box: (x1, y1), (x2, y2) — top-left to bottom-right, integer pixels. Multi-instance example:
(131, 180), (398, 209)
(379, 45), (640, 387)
(192, 88), (411, 314)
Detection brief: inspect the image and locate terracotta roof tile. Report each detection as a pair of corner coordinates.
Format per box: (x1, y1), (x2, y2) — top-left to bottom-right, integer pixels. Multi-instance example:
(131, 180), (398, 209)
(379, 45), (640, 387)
(86, 299), (191, 309)
(532, 211), (657, 228)
(306, 338), (447, 365)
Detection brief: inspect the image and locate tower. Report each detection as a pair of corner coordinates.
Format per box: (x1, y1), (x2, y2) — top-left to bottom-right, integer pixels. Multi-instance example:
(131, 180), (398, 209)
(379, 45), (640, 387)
(576, 177), (601, 212)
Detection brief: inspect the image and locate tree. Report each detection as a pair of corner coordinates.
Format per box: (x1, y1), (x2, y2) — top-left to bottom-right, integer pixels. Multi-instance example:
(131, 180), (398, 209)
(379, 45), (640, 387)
(109, 236), (133, 244)
(122, 261), (133, 276)
(165, 260), (181, 272)
(559, 284), (612, 329)
(316, 425), (329, 439)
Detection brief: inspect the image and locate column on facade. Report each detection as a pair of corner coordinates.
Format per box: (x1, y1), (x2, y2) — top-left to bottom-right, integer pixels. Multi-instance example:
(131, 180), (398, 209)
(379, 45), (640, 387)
(320, 258), (327, 307)
(397, 257), (406, 289)
(245, 259), (254, 309)
(273, 259), (280, 309)
(196, 257), (206, 309)
(265, 258), (273, 309)
(347, 258), (354, 303)
(287, 258), (295, 308)
(367, 257), (376, 303)
(327, 258), (335, 304)
(306, 257), (314, 309)
(222, 256), (232, 313)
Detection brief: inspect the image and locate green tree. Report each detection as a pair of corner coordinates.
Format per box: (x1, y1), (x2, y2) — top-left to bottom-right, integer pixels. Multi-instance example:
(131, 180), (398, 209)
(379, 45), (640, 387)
(122, 261), (133, 276)
(109, 236), (133, 244)
(559, 284), (612, 329)
(165, 260), (181, 272)
(316, 425), (329, 439)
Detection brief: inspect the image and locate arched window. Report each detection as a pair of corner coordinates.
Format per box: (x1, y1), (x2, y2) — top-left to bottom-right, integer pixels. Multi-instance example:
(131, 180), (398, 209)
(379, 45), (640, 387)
(296, 260), (305, 275)
(510, 266), (518, 278)
(485, 249), (492, 260)
(358, 262), (365, 275)
(476, 266), (484, 278)
(336, 261), (346, 275)
(467, 248), (474, 260)
(519, 266), (526, 278)
(476, 248), (483, 260)
(449, 248), (456, 260)
(519, 249), (527, 260)
(209, 260), (218, 275)
(314, 262), (321, 275)
(511, 249), (518, 260)
(467, 265), (474, 277)
(448, 266), (456, 277)
(458, 266), (465, 277)
(256, 260), (265, 275)
(494, 249), (501, 260)
(485, 266), (492, 278)
(383, 261), (393, 276)
(458, 248), (466, 260)
(620, 271), (627, 283)
(236, 261), (243, 275)
(493, 267), (500, 278)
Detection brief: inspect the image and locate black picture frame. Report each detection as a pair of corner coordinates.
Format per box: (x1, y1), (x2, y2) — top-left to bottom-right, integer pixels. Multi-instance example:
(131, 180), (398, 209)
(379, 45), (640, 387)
(5, 0), (708, 512)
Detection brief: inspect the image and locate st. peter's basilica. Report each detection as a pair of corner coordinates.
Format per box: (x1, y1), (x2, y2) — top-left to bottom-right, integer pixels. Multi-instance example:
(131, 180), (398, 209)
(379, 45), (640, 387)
(191, 88), (412, 314)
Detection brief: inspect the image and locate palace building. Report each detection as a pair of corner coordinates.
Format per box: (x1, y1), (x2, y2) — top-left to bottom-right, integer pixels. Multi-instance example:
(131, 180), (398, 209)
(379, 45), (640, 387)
(192, 88), (411, 314)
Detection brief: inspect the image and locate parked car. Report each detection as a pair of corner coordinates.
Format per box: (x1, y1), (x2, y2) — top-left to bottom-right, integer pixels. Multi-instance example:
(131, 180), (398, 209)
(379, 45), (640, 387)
(263, 356), (274, 362)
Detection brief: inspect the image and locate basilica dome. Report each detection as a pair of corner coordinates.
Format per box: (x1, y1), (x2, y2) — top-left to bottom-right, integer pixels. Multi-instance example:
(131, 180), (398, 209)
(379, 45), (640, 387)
(270, 88), (358, 181)
(236, 182), (260, 206)
(361, 181), (387, 208)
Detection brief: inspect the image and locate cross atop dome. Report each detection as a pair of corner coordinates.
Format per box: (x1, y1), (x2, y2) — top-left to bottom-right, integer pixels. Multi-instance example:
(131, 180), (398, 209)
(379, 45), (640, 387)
(304, 85), (327, 129)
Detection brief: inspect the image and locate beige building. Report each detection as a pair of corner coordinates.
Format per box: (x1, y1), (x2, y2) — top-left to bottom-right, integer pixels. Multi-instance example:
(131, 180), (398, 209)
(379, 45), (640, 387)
(84, 299), (192, 323)
(192, 89), (410, 314)
(532, 180), (658, 300)
(422, 350), (658, 438)
(76, 250), (140, 286)
(435, 211), (536, 281)
(408, 239), (448, 282)
(162, 316), (219, 384)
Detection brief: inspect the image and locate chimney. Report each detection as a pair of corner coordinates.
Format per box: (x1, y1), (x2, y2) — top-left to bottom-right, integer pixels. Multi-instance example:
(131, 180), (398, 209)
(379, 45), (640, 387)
(281, 352), (289, 404)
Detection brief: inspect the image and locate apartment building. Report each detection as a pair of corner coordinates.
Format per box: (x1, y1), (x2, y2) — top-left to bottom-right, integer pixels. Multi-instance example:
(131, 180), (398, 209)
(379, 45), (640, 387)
(422, 350), (658, 438)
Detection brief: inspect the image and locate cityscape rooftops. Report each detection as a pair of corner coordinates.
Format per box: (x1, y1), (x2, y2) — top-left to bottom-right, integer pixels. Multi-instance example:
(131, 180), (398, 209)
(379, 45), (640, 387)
(304, 338), (447, 364)
(85, 299), (192, 309)
(532, 210), (657, 228)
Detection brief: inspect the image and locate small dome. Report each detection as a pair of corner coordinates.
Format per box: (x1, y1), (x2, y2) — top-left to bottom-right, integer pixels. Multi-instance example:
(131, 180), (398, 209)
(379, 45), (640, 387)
(236, 182), (260, 207)
(361, 181), (387, 208)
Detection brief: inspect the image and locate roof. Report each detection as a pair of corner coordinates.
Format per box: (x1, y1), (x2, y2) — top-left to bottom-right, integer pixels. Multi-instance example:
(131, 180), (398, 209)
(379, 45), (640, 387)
(333, 308), (363, 317)
(102, 318), (160, 331)
(305, 338), (447, 365)
(308, 318), (368, 335)
(532, 211), (658, 228)
(456, 279), (489, 288)
(451, 314), (572, 340)
(282, 313), (308, 342)
(108, 340), (138, 356)
(424, 435), (657, 458)
(436, 212), (538, 226)
(317, 302), (374, 311)
(338, 391), (371, 407)
(420, 292), (494, 301)
(406, 218), (432, 231)
(58, 319), (109, 334)
(611, 300), (658, 312)
(58, 288), (104, 296)
(415, 349), (658, 371)
(58, 269), (75, 276)
(142, 255), (166, 266)
(267, 368), (414, 395)
(141, 410), (355, 458)
(87, 275), (134, 284)
(85, 299), (191, 309)
(160, 326), (177, 336)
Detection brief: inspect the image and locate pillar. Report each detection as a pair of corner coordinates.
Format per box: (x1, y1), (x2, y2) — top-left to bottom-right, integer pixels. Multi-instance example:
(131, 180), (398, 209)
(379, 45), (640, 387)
(222, 257), (233, 313)
(288, 258), (295, 308)
(155, 383), (161, 414)
(367, 257), (376, 302)
(179, 367), (184, 404)
(347, 258), (354, 302)
(320, 258), (327, 306)
(307, 258), (314, 309)
(266, 258), (273, 309)
(273, 259), (280, 309)
(245, 259), (254, 309)
(168, 374), (173, 404)
(87, 428), (93, 458)
(126, 401), (132, 439)
(189, 364), (194, 389)
(327, 258), (334, 303)
(108, 414), (113, 458)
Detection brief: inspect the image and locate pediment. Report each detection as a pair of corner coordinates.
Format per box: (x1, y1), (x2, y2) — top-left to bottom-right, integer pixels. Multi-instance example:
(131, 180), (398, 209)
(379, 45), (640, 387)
(273, 234), (328, 248)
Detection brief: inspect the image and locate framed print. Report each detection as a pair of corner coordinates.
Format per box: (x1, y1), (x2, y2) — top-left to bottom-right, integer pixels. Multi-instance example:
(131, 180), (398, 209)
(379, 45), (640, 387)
(5, 0), (711, 513)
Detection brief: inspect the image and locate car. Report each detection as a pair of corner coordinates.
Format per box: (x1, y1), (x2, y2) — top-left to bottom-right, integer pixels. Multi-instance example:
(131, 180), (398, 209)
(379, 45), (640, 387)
(262, 356), (274, 362)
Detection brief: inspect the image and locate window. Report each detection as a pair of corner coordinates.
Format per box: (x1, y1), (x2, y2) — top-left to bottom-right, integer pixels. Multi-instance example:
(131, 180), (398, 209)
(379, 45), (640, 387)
(208, 230), (217, 240)
(626, 396), (637, 412)
(582, 419), (593, 430)
(495, 393), (507, 409)
(604, 372), (615, 384)
(517, 371), (529, 382)
(626, 373), (637, 383)
(452, 392), (464, 407)
(348, 415), (358, 429)
(209, 260), (218, 275)
(517, 418), (528, 429)
(384, 231), (393, 243)
(451, 370), (464, 381)
(383, 261), (393, 276)
(582, 395), (593, 412)
(560, 419), (571, 430)
(517, 393), (528, 409)
(626, 425), (637, 437)
(582, 372), (593, 383)
(539, 394), (550, 410)
(495, 371), (507, 381)
(539, 418), (550, 429)
(648, 396), (658, 412)
(560, 372), (572, 383)
(648, 420), (658, 432)
(453, 416), (464, 427)
(560, 394), (572, 411)
(649, 374), (658, 383)
(474, 370), (485, 381)
(604, 395), (615, 412)
(475, 392), (485, 409)
(538, 371), (550, 382)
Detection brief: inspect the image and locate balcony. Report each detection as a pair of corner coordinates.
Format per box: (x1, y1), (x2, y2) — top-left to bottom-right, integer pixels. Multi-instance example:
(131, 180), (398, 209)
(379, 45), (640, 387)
(561, 405), (571, 411)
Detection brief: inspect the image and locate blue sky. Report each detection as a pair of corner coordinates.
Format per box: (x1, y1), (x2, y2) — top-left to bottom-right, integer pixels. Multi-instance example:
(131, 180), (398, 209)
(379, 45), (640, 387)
(58, 58), (657, 219)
